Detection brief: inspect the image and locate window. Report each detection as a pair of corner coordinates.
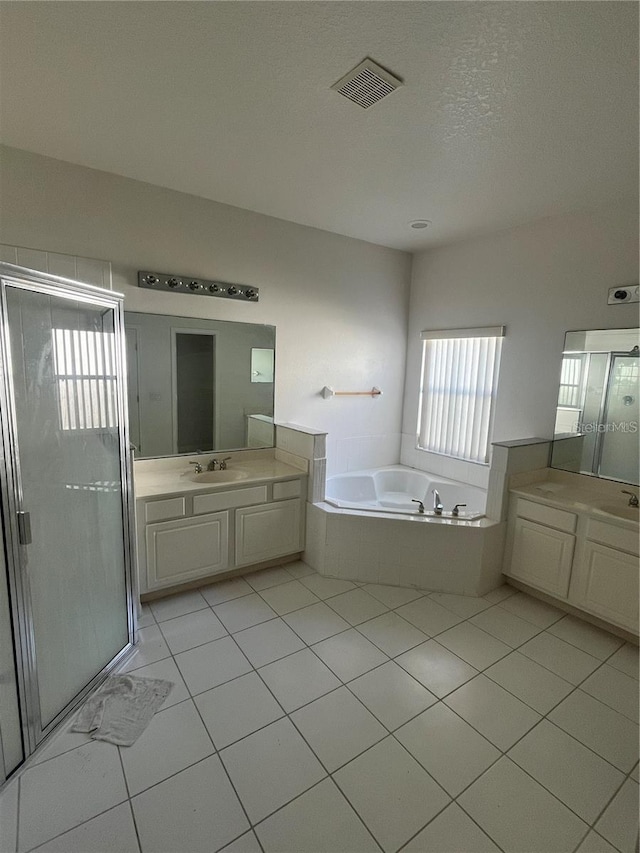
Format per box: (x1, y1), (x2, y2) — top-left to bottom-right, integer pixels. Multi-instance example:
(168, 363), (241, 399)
(557, 354), (586, 408)
(417, 326), (504, 464)
(52, 328), (118, 431)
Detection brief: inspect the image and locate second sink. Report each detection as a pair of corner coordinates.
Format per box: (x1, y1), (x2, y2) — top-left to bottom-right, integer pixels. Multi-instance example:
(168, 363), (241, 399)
(595, 503), (640, 522)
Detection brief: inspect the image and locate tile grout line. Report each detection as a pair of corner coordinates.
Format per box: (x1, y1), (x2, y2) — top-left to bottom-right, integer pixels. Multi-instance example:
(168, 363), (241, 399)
(114, 736), (142, 853)
(187, 684), (267, 853)
(244, 666), (385, 851)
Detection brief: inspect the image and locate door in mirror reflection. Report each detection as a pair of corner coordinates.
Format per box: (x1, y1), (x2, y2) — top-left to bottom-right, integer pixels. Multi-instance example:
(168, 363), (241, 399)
(124, 312), (275, 458)
(175, 331), (215, 454)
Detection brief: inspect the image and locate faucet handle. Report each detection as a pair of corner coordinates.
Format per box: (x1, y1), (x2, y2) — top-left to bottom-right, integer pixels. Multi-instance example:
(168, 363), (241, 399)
(621, 490), (639, 507)
(452, 504), (467, 517)
(411, 499), (425, 514)
(219, 456), (232, 470)
(188, 461), (203, 474)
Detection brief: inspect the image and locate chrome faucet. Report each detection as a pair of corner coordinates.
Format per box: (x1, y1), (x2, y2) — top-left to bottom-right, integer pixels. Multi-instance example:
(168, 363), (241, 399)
(622, 490), (639, 507)
(411, 499), (425, 514)
(433, 489), (443, 515)
(208, 456), (232, 471)
(189, 461), (203, 474)
(452, 504), (467, 517)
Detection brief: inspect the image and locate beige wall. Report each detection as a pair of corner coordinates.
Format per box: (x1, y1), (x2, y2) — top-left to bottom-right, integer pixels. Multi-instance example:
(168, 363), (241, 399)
(401, 203), (639, 478)
(0, 145), (412, 474)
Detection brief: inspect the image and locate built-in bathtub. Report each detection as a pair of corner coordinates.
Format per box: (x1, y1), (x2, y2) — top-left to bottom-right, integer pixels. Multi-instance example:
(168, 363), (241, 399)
(305, 464), (504, 596)
(325, 466), (486, 520)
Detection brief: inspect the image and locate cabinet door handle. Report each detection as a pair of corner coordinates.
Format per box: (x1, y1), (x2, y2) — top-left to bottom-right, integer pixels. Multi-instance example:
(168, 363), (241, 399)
(17, 511), (32, 545)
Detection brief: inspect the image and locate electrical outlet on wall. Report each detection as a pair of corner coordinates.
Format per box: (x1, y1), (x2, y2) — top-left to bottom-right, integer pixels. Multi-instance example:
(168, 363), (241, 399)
(608, 285), (639, 305)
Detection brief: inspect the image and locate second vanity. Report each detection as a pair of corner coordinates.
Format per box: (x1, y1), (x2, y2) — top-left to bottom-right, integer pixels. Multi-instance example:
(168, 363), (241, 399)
(134, 450), (307, 596)
(503, 471), (639, 636)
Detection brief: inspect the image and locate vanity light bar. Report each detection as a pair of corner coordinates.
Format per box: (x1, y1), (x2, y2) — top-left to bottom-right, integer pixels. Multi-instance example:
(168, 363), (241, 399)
(138, 271), (259, 302)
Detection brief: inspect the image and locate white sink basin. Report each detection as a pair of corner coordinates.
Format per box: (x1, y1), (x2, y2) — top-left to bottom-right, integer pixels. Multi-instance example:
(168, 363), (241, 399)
(189, 470), (249, 484)
(595, 503), (639, 522)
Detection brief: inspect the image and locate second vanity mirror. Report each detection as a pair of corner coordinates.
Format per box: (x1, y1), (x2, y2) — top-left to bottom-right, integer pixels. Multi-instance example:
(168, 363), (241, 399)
(125, 312), (275, 458)
(551, 327), (639, 486)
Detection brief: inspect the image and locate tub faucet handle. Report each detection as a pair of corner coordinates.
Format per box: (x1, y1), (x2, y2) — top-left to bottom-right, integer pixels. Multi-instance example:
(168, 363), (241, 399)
(411, 499), (425, 514)
(621, 490), (639, 507)
(452, 504), (467, 517)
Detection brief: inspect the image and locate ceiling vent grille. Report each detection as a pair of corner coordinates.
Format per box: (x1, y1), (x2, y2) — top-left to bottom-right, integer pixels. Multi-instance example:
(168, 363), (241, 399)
(331, 58), (402, 109)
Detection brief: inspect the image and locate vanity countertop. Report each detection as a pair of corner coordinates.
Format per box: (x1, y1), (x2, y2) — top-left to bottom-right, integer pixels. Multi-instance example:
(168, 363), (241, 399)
(511, 481), (639, 528)
(135, 457), (306, 499)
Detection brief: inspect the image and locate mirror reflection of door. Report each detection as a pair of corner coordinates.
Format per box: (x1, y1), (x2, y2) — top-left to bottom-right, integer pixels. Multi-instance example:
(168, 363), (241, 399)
(173, 330), (215, 454)
(125, 327), (142, 454)
(598, 353), (639, 482)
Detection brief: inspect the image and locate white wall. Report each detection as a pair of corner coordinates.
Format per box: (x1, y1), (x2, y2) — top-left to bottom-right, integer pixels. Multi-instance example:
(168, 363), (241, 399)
(0, 146), (411, 474)
(401, 203), (639, 482)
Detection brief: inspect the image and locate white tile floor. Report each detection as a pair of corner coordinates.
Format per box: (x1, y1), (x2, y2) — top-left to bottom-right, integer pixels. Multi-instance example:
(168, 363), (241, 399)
(1, 562), (638, 853)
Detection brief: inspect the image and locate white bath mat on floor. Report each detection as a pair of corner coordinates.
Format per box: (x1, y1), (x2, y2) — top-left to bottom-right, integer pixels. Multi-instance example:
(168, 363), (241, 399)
(72, 674), (173, 746)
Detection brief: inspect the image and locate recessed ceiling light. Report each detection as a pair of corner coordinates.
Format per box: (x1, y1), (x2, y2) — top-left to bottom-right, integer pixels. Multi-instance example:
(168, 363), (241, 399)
(409, 220), (432, 230)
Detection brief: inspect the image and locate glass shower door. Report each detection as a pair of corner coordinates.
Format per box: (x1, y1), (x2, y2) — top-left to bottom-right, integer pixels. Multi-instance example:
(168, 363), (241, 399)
(598, 354), (640, 482)
(0, 275), (134, 745)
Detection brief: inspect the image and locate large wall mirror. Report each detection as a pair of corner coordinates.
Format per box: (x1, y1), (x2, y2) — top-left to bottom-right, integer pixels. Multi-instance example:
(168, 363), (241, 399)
(125, 312), (275, 458)
(550, 328), (639, 486)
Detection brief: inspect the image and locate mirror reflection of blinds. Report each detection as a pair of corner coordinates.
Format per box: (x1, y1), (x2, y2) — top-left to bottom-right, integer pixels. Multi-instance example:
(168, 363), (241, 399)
(418, 327), (504, 464)
(557, 355), (585, 408)
(52, 329), (118, 430)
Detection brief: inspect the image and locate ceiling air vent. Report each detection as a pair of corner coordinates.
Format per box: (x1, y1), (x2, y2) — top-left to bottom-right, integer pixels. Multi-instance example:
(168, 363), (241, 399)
(331, 58), (403, 109)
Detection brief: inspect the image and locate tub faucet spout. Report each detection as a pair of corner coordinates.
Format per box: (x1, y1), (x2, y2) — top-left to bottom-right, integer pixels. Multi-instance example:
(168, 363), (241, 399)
(433, 489), (443, 515)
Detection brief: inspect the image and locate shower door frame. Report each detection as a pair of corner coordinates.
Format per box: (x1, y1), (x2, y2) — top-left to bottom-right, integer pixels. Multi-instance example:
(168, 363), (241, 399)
(594, 350), (637, 481)
(0, 263), (137, 758)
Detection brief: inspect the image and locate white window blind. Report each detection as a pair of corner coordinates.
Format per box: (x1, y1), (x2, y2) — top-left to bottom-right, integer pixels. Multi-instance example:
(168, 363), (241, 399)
(417, 327), (504, 464)
(52, 328), (118, 431)
(557, 354), (586, 408)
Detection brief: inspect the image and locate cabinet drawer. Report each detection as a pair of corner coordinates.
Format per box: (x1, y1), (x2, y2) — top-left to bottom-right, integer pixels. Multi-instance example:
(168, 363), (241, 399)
(193, 485), (268, 515)
(273, 479), (301, 500)
(586, 519), (639, 556)
(144, 497), (186, 523)
(516, 498), (577, 533)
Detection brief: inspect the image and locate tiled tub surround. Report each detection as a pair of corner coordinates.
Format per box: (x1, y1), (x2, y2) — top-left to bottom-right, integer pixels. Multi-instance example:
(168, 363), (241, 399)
(304, 439), (556, 597)
(305, 503), (504, 596)
(2, 563), (638, 853)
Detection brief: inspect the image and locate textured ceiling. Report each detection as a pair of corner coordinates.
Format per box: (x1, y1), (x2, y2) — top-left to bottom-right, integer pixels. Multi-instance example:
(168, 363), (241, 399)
(0, 2), (637, 251)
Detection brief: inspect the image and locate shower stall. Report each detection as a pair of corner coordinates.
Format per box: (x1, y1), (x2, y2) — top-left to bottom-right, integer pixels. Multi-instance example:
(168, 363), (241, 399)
(0, 263), (136, 783)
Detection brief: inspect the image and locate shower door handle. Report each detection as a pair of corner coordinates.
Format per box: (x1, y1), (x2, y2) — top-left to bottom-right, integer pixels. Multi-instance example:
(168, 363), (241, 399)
(17, 511), (32, 545)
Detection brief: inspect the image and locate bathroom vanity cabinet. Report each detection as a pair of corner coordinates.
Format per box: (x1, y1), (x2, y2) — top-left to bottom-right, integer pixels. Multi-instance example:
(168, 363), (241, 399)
(135, 467), (306, 595)
(504, 490), (639, 635)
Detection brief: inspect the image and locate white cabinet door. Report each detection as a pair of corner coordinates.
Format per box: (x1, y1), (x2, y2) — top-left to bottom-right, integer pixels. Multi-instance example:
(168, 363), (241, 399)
(235, 499), (302, 567)
(569, 541), (639, 632)
(508, 517), (575, 598)
(146, 512), (229, 591)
